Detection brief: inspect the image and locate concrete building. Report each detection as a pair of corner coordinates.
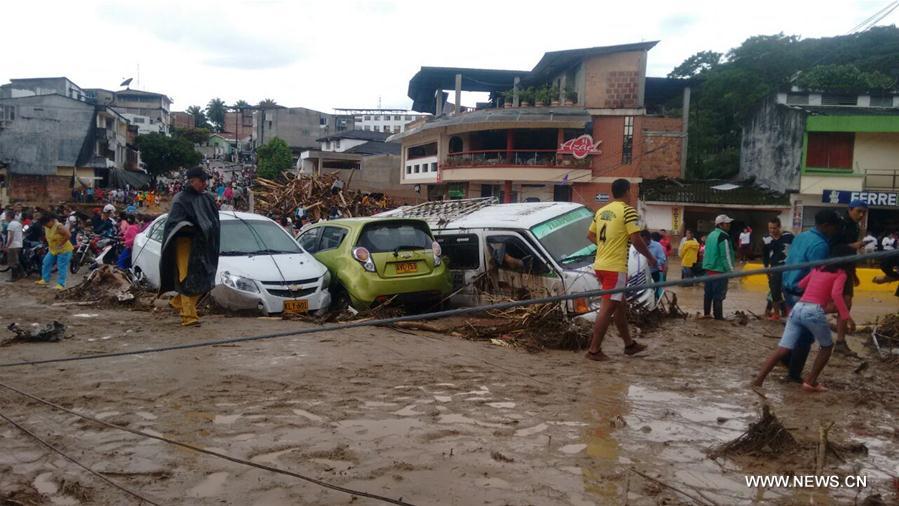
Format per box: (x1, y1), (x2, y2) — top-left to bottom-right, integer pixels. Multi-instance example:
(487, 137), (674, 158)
(223, 110), (255, 140)
(298, 130), (417, 202)
(740, 89), (899, 234)
(253, 106), (337, 152)
(334, 108), (429, 134)
(171, 111), (195, 130)
(0, 94), (138, 203)
(104, 89), (172, 134)
(0, 77), (87, 102)
(392, 42), (688, 206)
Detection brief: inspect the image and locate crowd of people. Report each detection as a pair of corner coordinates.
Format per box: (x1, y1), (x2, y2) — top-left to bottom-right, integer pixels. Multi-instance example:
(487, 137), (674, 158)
(588, 180), (896, 395)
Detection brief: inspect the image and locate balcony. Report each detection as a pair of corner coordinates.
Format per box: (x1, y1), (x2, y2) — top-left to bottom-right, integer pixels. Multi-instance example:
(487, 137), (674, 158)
(864, 169), (899, 190)
(444, 150), (591, 169)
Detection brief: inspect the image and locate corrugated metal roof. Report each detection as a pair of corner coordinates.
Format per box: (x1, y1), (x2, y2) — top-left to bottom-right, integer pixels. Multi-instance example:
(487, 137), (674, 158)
(641, 178), (790, 206)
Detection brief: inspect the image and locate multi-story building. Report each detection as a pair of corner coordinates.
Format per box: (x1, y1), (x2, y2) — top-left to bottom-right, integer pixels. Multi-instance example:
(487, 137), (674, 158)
(223, 110), (255, 140)
(252, 106), (337, 152)
(392, 42), (688, 205)
(333, 108), (429, 134)
(740, 88), (899, 233)
(171, 111), (195, 130)
(103, 89), (172, 134)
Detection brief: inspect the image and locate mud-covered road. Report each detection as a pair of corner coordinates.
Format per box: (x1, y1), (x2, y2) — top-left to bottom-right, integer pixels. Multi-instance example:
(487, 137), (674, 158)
(0, 280), (897, 505)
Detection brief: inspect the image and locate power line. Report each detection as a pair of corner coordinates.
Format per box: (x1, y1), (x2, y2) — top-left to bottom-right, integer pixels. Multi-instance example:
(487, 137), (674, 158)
(2, 249), (897, 370)
(0, 409), (161, 505)
(0, 381), (415, 506)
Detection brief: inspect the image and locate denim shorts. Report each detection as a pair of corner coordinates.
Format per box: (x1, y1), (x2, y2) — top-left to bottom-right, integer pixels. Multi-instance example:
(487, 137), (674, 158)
(778, 302), (833, 349)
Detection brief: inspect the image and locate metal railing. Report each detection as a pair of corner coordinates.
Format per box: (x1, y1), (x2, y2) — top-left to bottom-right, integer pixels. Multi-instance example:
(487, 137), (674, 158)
(864, 169), (899, 190)
(444, 150), (590, 169)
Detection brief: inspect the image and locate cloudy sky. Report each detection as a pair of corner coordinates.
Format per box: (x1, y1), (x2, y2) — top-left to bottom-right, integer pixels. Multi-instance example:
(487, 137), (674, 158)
(4, 0), (895, 112)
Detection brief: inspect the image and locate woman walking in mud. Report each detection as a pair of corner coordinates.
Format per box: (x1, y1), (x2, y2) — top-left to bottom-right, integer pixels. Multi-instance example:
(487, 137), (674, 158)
(752, 244), (857, 392)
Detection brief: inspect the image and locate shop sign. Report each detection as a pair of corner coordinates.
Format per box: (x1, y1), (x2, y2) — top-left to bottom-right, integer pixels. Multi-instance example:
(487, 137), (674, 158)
(822, 189), (899, 207)
(595, 193), (610, 203)
(671, 206), (682, 232)
(558, 134), (602, 159)
(792, 200), (803, 231)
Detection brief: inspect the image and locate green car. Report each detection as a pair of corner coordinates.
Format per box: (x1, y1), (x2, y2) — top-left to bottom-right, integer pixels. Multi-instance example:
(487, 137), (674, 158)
(297, 218), (452, 310)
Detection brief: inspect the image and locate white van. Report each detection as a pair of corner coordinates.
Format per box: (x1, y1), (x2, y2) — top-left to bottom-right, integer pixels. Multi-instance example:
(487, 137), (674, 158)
(379, 198), (656, 317)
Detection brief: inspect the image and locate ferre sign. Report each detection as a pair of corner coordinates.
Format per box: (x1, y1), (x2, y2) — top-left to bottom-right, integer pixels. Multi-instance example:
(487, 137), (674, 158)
(822, 189), (899, 207)
(558, 134), (602, 159)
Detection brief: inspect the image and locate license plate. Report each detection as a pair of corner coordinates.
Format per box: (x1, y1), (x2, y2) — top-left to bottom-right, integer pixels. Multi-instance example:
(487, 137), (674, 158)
(283, 299), (309, 314)
(395, 262), (418, 274)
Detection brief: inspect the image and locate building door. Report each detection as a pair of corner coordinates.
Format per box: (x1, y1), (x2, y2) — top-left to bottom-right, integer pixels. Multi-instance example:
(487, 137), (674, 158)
(553, 185), (572, 202)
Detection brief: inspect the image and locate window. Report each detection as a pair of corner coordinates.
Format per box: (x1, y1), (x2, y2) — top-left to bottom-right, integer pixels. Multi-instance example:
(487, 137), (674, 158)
(374, 125), (380, 132)
(0, 105), (14, 121)
(806, 132), (854, 170)
(298, 227), (323, 253)
(335, 140), (341, 150)
(486, 235), (549, 274)
(449, 136), (463, 153)
(393, 126), (400, 133)
(786, 94), (809, 105)
(148, 218), (167, 242)
(406, 166), (412, 175)
(364, 125), (371, 131)
(430, 162), (438, 173)
(319, 226), (348, 251)
(436, 234), (480, 270)
(822, 95), (858, 106)
(414, 164), (420, 173)
(219, 221), (302, 255)
(407, 142), (437, 159)
(364, 115), (371, 121)
(405, 115), (413, 121)
(393, 115), (400, 121)
(870, 96), (893, 107)
(357, 221), (433, 253)
(622, 116), (634, 164)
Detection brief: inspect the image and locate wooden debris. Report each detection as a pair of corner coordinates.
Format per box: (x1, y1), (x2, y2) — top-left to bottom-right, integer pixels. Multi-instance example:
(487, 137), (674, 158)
(254, 172), (396, 220)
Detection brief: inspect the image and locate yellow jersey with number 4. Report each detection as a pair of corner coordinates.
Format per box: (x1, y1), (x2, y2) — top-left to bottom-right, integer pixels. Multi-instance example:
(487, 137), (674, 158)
(589, 201), (640, 272)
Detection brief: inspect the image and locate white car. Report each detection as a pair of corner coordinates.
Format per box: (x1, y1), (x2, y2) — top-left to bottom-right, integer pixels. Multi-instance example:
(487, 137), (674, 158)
(132, 211), (332, 315)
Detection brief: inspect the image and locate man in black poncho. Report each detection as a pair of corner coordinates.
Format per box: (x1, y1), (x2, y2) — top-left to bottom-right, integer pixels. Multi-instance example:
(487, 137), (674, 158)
(159, 166), (220, 327)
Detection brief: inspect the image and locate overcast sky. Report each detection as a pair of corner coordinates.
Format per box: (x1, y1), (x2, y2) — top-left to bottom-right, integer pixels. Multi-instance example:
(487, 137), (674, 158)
(4, 0), (895, 112)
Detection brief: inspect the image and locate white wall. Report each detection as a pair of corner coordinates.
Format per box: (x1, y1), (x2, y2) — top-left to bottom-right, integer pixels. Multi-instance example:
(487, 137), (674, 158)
(854, 132), (899, 172)
(641, 203), (678, 232)
(403, 156), (438, 182)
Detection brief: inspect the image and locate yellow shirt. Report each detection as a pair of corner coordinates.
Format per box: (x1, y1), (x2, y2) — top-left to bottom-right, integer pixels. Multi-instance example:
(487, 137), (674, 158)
(679, 238), (700, 268)
(44, 224), (74, 255)
(589, 201), (640, 273)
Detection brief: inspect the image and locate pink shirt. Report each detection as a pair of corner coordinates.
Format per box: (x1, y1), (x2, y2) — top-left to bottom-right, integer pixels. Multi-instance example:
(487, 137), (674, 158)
(123, 224), (140, 249)
(798, 268), (851, 320)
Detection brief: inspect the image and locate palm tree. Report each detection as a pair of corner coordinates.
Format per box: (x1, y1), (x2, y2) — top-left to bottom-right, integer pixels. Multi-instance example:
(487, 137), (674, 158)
(206, 98), (227, 132)
(258, 98), (278, 108)
(233, 99), (250, 110)
(185, 105), (209, 129)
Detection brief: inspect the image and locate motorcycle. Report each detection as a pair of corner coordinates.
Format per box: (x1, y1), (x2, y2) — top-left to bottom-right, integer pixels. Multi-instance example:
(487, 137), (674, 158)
(70, 233), (103, 274)
(88, 236), (123, 271)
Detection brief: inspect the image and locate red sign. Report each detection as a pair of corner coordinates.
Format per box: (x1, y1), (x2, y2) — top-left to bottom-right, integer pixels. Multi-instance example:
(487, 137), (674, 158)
(558, 134), (602, 159)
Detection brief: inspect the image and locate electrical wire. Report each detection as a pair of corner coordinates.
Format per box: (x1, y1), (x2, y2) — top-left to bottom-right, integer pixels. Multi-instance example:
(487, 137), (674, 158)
(2, 249), (897, 370)
(0, 381), (414, 506)
(0, 409), (162, 505)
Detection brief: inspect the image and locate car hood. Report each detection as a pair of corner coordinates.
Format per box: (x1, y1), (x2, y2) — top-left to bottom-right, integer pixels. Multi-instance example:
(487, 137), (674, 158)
(217, 253), (326, 282)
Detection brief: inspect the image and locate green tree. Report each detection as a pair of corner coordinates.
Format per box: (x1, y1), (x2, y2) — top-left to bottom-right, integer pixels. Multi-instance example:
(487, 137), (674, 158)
(206, 97), (227, 132)
(667, 51), (722, 79)
(173, 127), (210, 145)
(256, 137), (293, 179)
(233, 99), (250, 109)
(136, 132), (202, 178)
(796, 64), (896, 93)
(258, 98), (278, 108)
(185, 105), (210, 129)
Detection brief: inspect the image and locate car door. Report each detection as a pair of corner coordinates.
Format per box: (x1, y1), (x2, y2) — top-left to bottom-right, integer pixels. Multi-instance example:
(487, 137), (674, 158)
(435, 232), (482, 306)
(484, 232), (563, 300)
(132, 216), (166, 288)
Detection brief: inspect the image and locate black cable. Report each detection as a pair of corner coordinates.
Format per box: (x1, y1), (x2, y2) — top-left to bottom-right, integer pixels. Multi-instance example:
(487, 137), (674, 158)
(0, 409), (162, 505)
(2, 249), (897, 369)
(0, 381), (414, 506)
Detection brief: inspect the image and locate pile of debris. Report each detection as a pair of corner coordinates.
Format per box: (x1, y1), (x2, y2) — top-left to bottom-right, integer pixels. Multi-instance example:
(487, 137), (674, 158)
(59, 265), (152, 307)
(867, 312), (899, 359)
(254, 172), (397, 219)
(3, 321), (67, 346)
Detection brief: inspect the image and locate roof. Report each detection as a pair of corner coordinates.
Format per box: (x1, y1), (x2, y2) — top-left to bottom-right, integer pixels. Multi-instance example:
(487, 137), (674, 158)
(389, 106), (591, 142)
(9, 76), (76, 83)
(529, 41), (659, 82)
(345, 141), (401, 156)
(316, 130), (390, 142)
(792, 105), (899, 116)
(408, 41), (660, 113)
(114, 89), (172, 101)
(640, 178), (790, 206)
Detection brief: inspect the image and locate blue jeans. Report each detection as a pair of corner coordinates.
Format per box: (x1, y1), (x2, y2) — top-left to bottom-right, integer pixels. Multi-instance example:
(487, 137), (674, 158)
(782, 292), (814, 380)
(779, 302), (833, 349)
(42, 251), (72, 287)
(116, 247), (132, 269)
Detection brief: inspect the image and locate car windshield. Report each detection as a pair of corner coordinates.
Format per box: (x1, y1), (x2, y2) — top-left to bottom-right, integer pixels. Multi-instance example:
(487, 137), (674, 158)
(357, 221), (433, 253)
(219, 220), (302, 256)
(530, 207), (596, 267)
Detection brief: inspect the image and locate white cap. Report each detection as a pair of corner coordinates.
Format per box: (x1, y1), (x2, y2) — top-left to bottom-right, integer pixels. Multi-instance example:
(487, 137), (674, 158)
(103, 204), (116, 213)
(714, 214), (734, 225)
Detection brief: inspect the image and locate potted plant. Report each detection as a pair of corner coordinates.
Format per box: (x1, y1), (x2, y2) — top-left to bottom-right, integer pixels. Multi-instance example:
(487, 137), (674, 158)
(520, 87), (533, 107)
(501, 89), (514, 108)
(549, 84), (561, 106)
(534, 85), (548, 107)
(564, 87), (577, 106)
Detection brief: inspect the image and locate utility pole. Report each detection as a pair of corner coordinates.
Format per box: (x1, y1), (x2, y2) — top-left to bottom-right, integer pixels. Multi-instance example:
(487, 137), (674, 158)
(680, 86), (691, 179)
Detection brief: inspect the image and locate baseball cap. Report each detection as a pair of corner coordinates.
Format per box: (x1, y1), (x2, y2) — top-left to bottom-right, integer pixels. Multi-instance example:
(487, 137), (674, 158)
(102, 204), (116, 214)
(848, 199), (869, 209)
(714, 214), (734, 225)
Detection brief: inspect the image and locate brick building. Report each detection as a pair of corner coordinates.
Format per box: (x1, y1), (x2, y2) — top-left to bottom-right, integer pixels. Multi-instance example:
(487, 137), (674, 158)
(393, 42), (688, 207)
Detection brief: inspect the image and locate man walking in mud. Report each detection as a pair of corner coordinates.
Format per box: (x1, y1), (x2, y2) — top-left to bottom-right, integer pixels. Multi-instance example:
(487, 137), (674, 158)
(585, 179), (657, 361)
(159, 166), (220, 327)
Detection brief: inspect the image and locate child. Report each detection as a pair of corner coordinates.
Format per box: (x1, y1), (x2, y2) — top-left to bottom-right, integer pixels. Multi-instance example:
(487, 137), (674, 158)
(752, 244), (857, 392)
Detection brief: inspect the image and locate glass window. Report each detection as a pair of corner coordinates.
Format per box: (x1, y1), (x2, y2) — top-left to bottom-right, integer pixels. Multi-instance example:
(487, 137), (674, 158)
(430, 162), (437, 172)
(530, 207), (596, 268)
(406, 166), (412, 174)
(807, 132), (854, 170)
(364, 125), (370, 131)
(298, 227), (322, 253)
(219, 220), (302, 255)
(319, 226), (348, 251)
(486, 235), (549, 274)
(414, 164), (420, 173)
(148, 217), (167, 242)
(364, 115), (371, 121)
(357, 221), (433, 253)
(436, 234), (480, 270)
(622, 116), (634, 165)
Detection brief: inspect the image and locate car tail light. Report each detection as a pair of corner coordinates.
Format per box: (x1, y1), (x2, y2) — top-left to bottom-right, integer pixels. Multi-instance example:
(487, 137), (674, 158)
(574, 297), (590, 314)
(432, 241), (442, 266)
(352, 247), (376, 272)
